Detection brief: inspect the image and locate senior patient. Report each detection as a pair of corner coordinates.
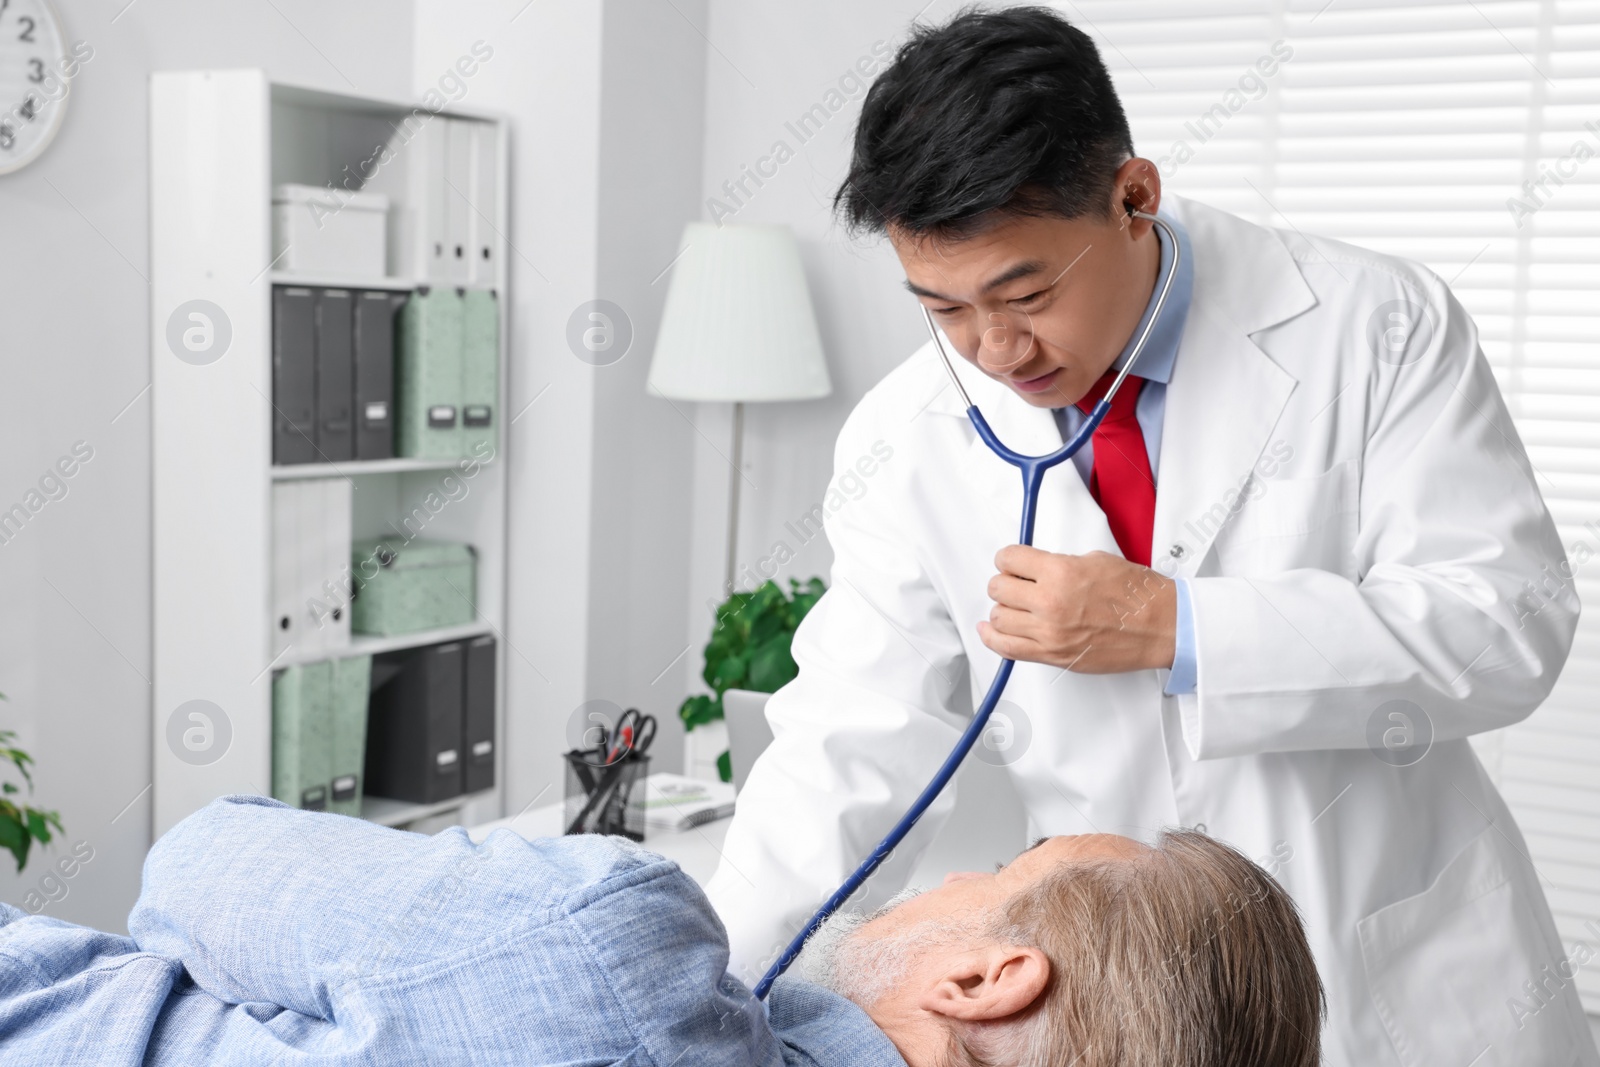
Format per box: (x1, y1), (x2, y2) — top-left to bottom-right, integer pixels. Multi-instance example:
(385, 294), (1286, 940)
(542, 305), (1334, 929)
(0, 795), (1322, 1066)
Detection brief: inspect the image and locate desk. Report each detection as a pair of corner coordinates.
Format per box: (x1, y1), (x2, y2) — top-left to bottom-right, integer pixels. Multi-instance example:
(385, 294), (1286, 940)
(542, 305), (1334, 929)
(467, 755), (1031, 895)
(467, 802), (732, 887)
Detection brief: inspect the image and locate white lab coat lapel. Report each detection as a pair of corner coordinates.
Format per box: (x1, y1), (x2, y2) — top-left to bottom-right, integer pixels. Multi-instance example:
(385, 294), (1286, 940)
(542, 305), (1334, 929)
(1150, 198), (1316, 576)
(1150, 304), (1298, 574)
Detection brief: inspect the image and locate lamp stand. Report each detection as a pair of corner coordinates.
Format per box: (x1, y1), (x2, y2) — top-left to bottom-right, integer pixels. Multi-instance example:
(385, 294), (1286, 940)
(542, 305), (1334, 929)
(725, 401), (744, 594)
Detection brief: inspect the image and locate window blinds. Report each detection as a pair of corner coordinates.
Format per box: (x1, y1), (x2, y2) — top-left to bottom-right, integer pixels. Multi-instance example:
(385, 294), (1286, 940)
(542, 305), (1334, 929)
(1055, 0), (1600, 1011)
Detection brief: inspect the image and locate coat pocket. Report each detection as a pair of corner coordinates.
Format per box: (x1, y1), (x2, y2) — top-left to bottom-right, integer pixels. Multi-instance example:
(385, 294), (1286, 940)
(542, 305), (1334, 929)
(1210, 459), (1358, 579)
(1357, 825), (1581, 1067)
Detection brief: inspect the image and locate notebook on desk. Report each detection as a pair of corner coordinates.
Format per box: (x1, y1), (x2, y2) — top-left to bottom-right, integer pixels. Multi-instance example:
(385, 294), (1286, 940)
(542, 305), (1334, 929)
(641, 773), (736, 833)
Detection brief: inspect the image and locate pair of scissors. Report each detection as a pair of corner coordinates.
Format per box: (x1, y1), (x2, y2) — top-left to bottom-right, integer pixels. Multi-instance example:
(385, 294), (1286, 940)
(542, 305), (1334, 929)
(587, 709), (657, 764)
(605, 709), (657, 764)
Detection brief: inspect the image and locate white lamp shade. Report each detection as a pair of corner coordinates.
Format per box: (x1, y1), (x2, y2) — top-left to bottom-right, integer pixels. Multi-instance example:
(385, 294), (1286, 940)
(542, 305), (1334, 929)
(648, 222), (832, 403)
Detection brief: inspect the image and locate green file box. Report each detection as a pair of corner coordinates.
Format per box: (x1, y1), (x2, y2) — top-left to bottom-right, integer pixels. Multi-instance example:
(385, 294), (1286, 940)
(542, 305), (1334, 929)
(351, 538), (476, 636)
(272, 663), (332, 811)
(328, 654), (373, 817)
(396, 287), (464, 458)
(461, 289), (499, 458)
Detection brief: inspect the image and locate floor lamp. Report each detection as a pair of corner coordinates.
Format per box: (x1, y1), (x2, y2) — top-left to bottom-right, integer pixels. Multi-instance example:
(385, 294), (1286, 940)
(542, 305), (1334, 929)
(647, 222), (832, 593)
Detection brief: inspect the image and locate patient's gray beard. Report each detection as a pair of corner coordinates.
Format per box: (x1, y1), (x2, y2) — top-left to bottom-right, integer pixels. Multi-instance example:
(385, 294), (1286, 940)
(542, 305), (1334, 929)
(795, 887), (970, 1009)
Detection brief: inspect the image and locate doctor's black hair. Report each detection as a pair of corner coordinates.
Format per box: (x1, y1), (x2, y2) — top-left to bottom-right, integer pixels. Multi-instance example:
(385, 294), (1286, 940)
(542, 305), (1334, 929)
(836, 5), (1134, 239)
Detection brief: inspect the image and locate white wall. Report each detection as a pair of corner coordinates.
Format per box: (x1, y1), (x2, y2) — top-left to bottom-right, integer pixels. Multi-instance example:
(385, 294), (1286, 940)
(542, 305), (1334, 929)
(0, 0), (414, 931)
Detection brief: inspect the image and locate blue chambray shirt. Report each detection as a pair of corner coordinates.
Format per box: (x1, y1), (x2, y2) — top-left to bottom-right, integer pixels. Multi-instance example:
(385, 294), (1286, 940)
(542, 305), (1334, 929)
(1052, 209), (1198, 694)
(0, 795), (907, 1067)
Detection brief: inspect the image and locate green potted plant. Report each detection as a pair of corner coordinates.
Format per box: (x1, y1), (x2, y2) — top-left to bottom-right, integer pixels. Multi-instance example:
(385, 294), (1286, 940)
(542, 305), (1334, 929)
(679, 577), (825, 781)
(1, 694), (64, 873)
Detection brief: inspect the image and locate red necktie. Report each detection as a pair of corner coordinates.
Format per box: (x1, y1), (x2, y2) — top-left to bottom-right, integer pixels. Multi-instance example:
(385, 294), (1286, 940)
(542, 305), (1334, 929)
(1074, 371), (1156, 567)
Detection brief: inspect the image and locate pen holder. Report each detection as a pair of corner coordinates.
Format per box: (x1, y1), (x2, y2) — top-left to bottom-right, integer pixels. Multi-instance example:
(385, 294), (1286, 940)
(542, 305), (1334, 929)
(563, 749), (650, 841)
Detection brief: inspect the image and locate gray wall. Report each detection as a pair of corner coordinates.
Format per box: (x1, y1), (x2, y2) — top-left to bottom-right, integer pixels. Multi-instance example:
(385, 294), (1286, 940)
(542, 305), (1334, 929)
(681, 0), (940, 690)
(0, 0), (415, 931)
(587, 0), (706, 777)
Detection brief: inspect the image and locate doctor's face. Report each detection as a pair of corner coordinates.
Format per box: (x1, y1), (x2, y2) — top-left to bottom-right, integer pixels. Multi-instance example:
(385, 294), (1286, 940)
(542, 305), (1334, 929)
(892, 184), (1164, 410)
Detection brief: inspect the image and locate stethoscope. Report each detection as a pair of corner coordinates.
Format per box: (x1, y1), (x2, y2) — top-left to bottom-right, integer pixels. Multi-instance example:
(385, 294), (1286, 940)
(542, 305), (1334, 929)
(752, 209), (1181, 1000)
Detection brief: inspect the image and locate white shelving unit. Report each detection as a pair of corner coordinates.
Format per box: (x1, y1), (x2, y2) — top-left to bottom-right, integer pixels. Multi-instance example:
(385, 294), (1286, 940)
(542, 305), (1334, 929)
(266, 271), (417, 292)
(151, 70), (511, 837)
(275, 621), (495, 669)
(271, 456), (488, 481)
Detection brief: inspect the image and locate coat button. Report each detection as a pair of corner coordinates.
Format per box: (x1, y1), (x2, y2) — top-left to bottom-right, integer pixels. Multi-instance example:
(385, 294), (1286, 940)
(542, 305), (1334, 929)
(1170, 544), (1185, 559)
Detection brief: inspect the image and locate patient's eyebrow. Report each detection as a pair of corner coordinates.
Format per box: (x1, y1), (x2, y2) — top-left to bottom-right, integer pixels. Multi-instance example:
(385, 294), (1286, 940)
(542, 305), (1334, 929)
(1020, 836), (1052, 855)
(997, 836), (1055, 870)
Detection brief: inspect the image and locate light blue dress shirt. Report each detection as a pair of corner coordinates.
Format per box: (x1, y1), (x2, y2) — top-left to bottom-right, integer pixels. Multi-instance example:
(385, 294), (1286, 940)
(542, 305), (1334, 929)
(1052, 212), (1198, 695)
(0, 795), (907, 1067)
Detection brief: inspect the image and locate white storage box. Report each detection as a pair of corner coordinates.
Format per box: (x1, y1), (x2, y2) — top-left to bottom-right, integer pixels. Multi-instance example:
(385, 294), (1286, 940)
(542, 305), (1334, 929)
(272, 183), (389, 277)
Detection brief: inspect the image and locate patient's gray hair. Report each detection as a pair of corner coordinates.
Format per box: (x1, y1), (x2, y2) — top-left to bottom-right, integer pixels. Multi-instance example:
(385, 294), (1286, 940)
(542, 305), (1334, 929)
(949, 829), (1325, 1067)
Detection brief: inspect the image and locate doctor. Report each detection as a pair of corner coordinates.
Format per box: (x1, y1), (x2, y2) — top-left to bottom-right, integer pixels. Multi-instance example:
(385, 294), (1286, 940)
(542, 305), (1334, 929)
(706, 8), (1596, 1067)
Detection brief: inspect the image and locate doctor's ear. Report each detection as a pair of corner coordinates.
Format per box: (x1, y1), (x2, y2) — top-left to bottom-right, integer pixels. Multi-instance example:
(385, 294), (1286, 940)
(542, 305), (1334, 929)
(917, 944), (1051, 1023)
(1111, 156), (1162, 229)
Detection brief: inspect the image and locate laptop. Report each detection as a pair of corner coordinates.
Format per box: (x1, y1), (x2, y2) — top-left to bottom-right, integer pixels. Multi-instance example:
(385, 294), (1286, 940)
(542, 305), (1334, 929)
(722, 689), (775, 794)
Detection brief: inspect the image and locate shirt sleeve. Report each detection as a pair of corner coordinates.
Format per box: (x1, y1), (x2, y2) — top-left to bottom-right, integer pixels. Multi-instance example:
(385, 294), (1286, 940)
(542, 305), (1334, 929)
(1162, 577), (1198, 696)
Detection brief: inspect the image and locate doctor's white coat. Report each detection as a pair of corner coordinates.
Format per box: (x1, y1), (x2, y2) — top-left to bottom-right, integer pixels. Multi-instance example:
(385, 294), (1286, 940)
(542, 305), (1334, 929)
(705, 196), (1596, 1066)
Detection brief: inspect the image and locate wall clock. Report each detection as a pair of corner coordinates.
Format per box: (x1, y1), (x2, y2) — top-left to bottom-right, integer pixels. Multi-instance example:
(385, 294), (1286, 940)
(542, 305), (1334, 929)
(0, 0), (74, 175)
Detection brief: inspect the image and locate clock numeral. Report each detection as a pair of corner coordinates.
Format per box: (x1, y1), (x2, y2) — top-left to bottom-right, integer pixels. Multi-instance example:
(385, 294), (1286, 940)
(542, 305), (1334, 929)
(0, 125), (14, 151)
(18, 15), (35, 42)
(28, 57), (44, 83)
(18, 94), (36, 121)
(0, 1), (9, 16)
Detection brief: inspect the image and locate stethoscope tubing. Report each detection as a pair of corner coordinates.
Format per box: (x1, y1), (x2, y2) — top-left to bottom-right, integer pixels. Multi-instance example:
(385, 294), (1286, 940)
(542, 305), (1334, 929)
(752, 211), (1181, 1001)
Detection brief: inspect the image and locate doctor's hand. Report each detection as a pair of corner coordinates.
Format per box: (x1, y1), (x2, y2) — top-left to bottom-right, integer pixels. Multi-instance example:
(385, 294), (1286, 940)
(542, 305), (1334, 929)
(978, 547), (1178, 674)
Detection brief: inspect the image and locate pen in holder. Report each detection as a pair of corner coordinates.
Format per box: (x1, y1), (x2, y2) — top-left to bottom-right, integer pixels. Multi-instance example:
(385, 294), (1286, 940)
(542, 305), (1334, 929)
(563, 748), (650, 841)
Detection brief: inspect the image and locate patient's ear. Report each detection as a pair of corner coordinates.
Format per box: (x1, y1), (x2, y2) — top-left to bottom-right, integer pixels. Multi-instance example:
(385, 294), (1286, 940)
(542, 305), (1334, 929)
(917, 944), (1050, 1022)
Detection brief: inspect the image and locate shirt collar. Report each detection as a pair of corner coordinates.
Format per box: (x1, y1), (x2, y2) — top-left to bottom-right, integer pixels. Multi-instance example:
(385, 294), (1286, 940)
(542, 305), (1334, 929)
(764, 977), (909, 1066)
(1107, 207), (1193, 386)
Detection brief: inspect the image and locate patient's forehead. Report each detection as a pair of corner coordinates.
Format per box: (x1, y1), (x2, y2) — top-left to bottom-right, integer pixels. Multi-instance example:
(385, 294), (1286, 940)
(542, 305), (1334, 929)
(1012, 833), (1149, 873)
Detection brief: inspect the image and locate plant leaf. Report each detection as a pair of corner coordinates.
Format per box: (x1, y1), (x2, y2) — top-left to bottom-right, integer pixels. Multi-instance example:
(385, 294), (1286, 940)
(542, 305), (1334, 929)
(0, 814), (29, 873)
(690, 575), (826, 734)
(746, 636), (799, 693)
(0, 746), (34, 791)
(25, 808), (52, 846)
(716, 749), (733, 783)
(677, 694), (723, 732)
(709, 653), (747, 692)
